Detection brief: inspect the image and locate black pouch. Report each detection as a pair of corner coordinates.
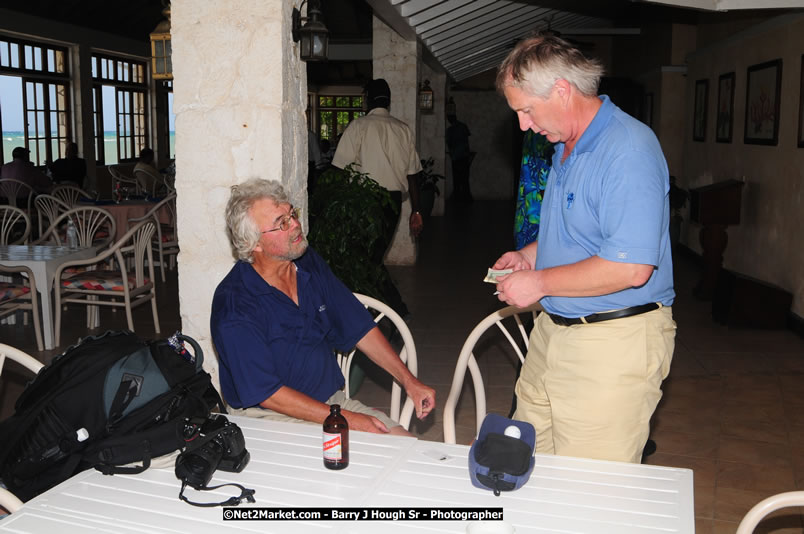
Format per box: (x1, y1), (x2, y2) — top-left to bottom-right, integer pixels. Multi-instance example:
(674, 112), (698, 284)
(474, 432), (532, 476)
(468, 414), (536, 496)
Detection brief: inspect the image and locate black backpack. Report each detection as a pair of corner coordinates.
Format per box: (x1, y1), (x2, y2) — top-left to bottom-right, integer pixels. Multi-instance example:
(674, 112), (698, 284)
(0, 330), (224, 502)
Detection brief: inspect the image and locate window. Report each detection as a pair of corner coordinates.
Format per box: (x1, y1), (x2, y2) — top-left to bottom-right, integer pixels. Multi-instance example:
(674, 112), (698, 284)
(0, 36), (70, 165)
(317, 95), (363, 142)
(91, 53), (147, 165)
(161, 80), (175, 160)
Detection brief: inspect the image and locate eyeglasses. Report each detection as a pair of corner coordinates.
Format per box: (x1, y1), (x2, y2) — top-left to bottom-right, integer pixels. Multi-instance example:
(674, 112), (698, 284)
(261, 206), (300, 234)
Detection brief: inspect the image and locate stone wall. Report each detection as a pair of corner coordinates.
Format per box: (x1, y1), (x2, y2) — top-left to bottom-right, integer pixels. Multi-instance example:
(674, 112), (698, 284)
(449, 90), (519, 201)
(173, 0), (307, 384)
(372, 16), (418, 265)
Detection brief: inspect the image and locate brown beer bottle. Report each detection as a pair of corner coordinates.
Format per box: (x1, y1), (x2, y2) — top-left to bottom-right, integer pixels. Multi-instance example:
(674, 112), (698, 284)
(323, 404), (349, 470)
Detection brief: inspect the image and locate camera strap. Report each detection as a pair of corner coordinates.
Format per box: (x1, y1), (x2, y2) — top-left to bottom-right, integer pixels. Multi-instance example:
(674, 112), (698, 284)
(178, 481), (256, 507)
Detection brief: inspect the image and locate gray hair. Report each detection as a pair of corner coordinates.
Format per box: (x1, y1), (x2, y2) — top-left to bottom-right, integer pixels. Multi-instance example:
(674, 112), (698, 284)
(225, 178), (289, 263)
(496, 33), (604, 98)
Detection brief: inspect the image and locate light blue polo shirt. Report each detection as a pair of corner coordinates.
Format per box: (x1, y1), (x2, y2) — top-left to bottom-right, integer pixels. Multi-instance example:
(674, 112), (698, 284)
(535, 95), (675, 317)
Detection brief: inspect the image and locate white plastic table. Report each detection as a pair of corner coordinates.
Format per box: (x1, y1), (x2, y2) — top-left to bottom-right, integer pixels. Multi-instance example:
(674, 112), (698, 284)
(0, 416), (694, 533)
(0, 245), (98, 349)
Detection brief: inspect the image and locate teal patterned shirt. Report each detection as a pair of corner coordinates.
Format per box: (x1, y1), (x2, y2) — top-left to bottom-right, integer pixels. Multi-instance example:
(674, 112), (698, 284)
(514, 131), (554, 250)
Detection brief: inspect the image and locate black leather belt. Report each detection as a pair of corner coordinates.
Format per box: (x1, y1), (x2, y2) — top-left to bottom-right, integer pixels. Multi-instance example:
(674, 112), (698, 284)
(548, 303), (661, 326)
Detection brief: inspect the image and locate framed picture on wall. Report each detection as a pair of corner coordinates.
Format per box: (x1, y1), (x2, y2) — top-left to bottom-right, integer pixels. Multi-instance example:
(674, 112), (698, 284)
(744, 59), (782, 145)
(716, 72), (735, 143)
(798, 55), (804, 147)
(693, 79), (708, 141)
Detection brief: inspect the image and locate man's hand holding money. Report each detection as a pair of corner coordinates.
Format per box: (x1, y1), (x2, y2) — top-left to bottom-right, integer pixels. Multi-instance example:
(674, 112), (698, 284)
(489, 248), (542, 307)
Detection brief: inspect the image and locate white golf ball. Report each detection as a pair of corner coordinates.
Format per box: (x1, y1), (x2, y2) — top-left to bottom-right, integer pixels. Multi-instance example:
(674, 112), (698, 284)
(503, 425), (521, 439)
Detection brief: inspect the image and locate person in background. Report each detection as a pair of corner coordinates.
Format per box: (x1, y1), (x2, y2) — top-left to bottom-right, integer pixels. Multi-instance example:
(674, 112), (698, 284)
(133, 147), (160, 194)
(47, 142), (87, 188)
(211, 178), (435, 435)
(446, 112), (473, 202)
(332, 78), (423, 318)
(493, 33), (676, 464)
(0, 146), (52, 193)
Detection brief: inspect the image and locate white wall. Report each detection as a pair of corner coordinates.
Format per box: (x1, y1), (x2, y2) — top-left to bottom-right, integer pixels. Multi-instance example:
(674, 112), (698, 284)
(682, 13), (804, 316)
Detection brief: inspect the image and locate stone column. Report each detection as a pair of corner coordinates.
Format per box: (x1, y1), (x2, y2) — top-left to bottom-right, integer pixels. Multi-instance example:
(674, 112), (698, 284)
(372, 16), (418, 265)
(172, 0), (307, 384)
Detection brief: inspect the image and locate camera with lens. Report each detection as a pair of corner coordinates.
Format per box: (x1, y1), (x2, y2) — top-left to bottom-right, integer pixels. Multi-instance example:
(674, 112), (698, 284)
(175, 414), (250, 489)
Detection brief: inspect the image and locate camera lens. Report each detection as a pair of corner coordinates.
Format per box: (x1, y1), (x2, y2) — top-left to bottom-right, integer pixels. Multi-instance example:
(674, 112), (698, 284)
(175, 435), (224, 489)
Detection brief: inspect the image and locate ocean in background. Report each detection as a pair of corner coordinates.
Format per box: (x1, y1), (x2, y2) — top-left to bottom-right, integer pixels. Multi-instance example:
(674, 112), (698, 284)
(2, 131), (176, 165)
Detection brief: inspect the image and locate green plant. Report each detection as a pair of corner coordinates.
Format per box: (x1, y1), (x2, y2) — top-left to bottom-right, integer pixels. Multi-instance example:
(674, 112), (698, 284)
(308, 164), (398, 299)
(419, 157), (445, 196)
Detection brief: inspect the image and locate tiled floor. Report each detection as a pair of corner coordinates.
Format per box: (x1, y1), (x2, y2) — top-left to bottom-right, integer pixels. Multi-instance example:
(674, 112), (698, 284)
(2, 199), (803, 533)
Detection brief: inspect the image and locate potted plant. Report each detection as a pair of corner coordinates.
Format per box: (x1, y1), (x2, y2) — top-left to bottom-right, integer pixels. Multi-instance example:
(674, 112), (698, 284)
(308, 163), (397, 298)
(308, 164), (399, 395)
(418, 157), (445, 219)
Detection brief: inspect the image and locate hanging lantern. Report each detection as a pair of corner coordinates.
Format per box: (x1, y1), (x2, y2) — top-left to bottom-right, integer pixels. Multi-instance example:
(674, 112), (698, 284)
(150, 5), (172, 80)
(419, 80), (434, 112)
(292, 0), (329, 62)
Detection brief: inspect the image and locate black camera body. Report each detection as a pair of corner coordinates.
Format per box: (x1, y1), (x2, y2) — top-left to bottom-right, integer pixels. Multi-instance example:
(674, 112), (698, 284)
(175, 414), (250, 489)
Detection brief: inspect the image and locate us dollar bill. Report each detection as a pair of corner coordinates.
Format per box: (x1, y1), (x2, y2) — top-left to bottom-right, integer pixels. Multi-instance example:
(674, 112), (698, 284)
(483, 268), (513, 283)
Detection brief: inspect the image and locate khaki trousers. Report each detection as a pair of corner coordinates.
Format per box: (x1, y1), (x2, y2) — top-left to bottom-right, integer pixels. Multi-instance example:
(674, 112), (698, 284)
(514, 306), (676, 463)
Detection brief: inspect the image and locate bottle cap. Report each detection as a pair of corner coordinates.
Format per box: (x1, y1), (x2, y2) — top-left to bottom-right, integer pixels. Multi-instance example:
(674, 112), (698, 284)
(503, 425), (521, 439)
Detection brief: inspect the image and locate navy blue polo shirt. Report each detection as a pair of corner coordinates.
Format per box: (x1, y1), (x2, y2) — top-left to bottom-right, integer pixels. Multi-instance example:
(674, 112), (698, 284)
(211, 247), (375, 409)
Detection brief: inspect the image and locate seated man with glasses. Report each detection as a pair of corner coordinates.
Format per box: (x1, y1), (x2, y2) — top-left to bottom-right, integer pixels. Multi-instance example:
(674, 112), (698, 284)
(211, 178), (435, 435)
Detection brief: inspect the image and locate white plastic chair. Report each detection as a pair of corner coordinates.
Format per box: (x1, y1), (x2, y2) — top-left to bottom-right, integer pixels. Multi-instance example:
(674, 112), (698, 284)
(108, 165), (142, 197)
(0, 178), (36, 215)
(0, 487), (24, 514)
(0, 342), (43, 377)
(51, 184), (92, 207)
(443, 303), (542, 444)
(34, 194), (70, 238)
(0, 210), (43, 351)
(34, 206), (116, 251)
(132, 167), (165, 197)
(0, 344), (42, 513)
(126, 193), (178, 282)
(53, 220), (159, 346)
(0, 205), (30, 245)
(736, 491), (804, 534)
(336, 293), (417, 430)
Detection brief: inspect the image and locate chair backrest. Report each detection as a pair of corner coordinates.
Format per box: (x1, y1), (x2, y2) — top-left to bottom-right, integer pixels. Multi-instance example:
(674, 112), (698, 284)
(0, 205), (30, 245)
(336, 293), (418, 430)
(34, 194), (70, 237)
(736, 491), (804, 534)
(0, 178), (35, 213)
(132, 167), (163, 197)
(443, 303), (542, 444)
(51, 184), (91, 207)
(0, 487), (24, 514)
(35, 206), (116, 249)
(120, 219), (158, 287)
(0, 343), (44, 379)
(108, 165), (141, 196)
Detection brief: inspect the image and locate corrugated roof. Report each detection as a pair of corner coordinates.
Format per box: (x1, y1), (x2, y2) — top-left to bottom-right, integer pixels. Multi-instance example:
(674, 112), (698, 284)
(375, 0), (625, 81)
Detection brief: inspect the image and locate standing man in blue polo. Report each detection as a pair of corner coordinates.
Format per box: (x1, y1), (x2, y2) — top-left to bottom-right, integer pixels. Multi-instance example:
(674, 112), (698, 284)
(492, 34), (676, 463)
